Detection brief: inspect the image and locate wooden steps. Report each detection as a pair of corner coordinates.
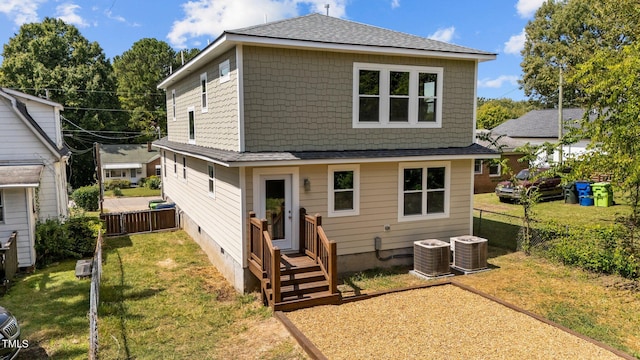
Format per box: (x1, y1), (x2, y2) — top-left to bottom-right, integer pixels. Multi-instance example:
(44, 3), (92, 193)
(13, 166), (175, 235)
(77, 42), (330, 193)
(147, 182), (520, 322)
(260, 253), (341, 311)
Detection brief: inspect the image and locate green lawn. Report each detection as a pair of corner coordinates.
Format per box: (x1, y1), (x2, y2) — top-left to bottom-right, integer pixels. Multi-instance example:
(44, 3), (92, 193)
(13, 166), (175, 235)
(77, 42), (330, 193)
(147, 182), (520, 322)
(104, 187), (161, 197)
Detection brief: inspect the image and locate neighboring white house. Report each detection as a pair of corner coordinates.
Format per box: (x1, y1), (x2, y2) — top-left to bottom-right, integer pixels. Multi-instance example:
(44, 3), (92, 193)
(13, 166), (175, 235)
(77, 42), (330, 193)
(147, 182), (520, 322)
(0, 88), (70, 268)
(99, 143), (161, 186)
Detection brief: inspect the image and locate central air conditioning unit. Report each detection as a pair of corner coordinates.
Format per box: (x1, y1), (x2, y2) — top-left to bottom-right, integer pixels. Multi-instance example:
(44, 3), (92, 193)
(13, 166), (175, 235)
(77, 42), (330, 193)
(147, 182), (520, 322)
(413, 239), (451, 277)
(450, 235), (488, 272)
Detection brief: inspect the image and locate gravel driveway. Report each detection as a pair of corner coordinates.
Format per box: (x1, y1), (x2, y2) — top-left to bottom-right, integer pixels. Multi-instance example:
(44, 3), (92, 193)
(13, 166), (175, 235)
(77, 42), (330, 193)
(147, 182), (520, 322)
(285, 283), (628, 359)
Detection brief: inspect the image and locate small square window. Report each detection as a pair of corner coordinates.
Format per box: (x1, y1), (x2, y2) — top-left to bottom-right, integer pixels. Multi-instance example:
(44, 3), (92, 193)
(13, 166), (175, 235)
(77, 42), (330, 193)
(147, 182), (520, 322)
(474, 159), (483, 174)
(328, 165), (360, 217)
(208, 164), (215, 198)
(489, 163), (501, 177)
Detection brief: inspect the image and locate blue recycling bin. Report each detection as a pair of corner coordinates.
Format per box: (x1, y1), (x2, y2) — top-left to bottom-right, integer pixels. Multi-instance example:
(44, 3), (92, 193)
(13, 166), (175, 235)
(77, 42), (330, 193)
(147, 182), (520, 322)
(576, 181), (594, 206)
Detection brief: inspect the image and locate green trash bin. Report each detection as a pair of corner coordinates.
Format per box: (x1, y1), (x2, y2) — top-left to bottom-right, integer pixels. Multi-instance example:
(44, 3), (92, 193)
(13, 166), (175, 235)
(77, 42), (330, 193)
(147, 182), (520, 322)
(591, 182), (613, 207)
(563, 182), (578, 204)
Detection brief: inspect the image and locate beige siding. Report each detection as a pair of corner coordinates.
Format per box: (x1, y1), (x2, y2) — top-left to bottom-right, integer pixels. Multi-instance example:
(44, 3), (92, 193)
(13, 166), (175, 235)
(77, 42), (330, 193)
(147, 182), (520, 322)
(163, 151), (244, 264)
(166, 48), (239, 151)
(246, 160), (472, 256)
(242, 46), (476, 152)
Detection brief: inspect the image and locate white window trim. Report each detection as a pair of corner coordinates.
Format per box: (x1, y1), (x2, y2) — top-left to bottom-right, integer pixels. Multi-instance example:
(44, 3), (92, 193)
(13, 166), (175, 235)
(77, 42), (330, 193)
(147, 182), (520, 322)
(489, 162), (501, 177)
(398, 161), (450, 222)
(207, 163), (216, 199)
(352, 62), (443, 129)
(171, 89), (176, 121)
(327, 164), (360, 217)
(187, 106), (195, 144)
(219, 59), (230, 83)
(200, 73), (208, 113)
(0, 190), (4, 224)
(474, 159), (483, 175)
(173, 153), (177, 177)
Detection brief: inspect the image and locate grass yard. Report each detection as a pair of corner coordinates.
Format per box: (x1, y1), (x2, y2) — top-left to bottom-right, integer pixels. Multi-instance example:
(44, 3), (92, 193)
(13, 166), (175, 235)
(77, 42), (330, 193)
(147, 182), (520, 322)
(104, 187), (161, 198)
(1, 261), (91, 359)
(99, 231), (307, 360)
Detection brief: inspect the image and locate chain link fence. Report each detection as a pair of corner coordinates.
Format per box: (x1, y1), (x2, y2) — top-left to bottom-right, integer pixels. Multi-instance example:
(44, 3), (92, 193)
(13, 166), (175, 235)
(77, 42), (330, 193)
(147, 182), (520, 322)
(89, 231), (103, 360)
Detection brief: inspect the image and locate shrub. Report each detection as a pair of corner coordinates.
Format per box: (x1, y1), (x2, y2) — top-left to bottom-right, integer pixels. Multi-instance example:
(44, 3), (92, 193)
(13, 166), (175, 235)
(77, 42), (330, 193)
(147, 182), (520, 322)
(113, 187), (123, 197)
(71, 185), (99, 211)
(104, 179), (131, 190)
(145, 175), (161, 190)
(35, 215), (103, 266)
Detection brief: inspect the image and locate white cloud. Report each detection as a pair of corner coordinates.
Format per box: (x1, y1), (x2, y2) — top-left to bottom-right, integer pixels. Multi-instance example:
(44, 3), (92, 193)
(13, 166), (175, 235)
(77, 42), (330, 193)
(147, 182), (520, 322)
(56, 3), (89, 28)
(504, 29), (526, 55)
(391, 0), (400, 9)
(105, 9), (126, 23)
(167, 0), (347, 49)
(428, 26), (455, 43)
(0, 0), (44, 26)
(516, 0), (545, 18)
(478, 75), (519, 89)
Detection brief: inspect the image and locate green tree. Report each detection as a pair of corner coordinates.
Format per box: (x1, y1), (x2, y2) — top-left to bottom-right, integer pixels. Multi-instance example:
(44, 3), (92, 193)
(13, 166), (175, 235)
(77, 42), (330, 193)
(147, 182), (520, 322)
(113, 40), (200, 139)
(572, 40), (640, 250)
(520, 0), (639, 107)
(0, 18), (124, 187)
(476, 98), (533, 129)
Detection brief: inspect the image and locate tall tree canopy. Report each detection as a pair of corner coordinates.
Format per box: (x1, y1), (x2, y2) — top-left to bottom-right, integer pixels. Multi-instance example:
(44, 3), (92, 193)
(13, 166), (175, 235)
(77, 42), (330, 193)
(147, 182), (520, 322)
(520, 0), (639, 107)
(113, 39), (199, 139)
(476, 98), (533, 129)
(0, 18), (124, 187)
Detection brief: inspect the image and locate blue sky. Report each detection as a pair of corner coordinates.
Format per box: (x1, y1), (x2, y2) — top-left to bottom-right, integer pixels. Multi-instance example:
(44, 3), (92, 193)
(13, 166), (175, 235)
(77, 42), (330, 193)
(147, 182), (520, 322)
(0, 0), (545, 100)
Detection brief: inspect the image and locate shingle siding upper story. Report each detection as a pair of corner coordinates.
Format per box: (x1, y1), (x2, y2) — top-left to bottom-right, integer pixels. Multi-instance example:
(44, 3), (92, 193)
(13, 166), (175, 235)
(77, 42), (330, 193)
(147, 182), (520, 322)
(242, 46), (476, 152)
(167, 48), (239, 151)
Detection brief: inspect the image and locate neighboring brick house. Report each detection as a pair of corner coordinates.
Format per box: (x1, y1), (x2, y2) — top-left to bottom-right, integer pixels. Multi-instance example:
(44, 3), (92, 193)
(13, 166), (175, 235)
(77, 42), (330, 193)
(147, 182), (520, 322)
(0, 88), (70, 268)
(154, 14), (497, 292)
(99, 143), (161, 186)
(474, 130), (527, 193)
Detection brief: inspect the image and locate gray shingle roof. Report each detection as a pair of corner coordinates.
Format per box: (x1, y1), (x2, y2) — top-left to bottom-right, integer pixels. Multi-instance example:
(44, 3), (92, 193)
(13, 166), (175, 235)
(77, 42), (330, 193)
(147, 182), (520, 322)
(153, 137), (497, 166)
(491, 108), (592, 138)
(100, 144), (159, 164)
(227, 13), (495, 56)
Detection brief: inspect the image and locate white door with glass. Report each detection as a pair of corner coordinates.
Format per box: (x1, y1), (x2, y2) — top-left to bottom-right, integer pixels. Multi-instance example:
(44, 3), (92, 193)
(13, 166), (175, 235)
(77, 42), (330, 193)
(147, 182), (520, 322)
(260, 174), (293, 250)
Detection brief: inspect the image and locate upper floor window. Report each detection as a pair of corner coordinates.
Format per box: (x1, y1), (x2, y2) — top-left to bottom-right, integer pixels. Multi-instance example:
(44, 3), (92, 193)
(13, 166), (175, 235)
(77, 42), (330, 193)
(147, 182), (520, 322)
(182, 156), (187, 180)
(208, 164), (216, 198)
(188, 107), (195, 144)
(353, 63), (443, 128)
(171, 89), (176, 121)
(398, 161), (450, 221)
(328, 165), (360, 217)
(200, 73), (208, 113)
(0, 190), (4, 223)
(474, 159), (483, 174)
(219, 60), (230, 83)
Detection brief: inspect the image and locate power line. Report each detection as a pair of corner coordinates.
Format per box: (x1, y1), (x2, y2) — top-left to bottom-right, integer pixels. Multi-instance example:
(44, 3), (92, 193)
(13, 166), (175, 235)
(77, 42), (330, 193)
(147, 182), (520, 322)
(61, 116), (146, 140)
(7, 86), (166, 97)
(65, 106), (165, 113)
(63, 129), (147, 135)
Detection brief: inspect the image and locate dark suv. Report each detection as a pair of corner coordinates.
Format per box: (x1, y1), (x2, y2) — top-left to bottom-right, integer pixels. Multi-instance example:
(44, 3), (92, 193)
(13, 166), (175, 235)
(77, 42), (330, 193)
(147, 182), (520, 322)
(0, 306), (20, 360)
(495, 168), (563, 203)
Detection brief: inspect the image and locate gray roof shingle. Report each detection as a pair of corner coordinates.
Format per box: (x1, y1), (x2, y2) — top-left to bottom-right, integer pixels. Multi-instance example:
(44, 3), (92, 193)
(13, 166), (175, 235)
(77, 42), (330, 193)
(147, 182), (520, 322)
(153, 137), (497, 166)
(491, 108), (592, 138)
(227, 13), (495, 56)
(100, 144), (159, 164)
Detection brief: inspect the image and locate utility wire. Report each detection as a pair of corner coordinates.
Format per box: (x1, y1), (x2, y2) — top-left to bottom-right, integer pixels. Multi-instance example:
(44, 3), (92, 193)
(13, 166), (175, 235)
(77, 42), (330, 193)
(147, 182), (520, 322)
(61, 116), (146, 140)
(65, 106), (165, 113)
(7, 86), (165, 97)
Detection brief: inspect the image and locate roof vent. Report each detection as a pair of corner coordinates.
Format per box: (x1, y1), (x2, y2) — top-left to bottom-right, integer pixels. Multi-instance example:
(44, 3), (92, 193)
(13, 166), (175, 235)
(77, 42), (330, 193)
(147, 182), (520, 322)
(413, 239), (451, 277)
(450, 235), (488, 272)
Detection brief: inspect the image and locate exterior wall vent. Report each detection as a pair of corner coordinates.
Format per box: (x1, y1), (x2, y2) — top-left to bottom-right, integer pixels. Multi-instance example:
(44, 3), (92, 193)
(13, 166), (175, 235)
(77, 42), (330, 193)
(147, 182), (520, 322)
(450, 235), (488, 271)
(413, 239), (451, 277)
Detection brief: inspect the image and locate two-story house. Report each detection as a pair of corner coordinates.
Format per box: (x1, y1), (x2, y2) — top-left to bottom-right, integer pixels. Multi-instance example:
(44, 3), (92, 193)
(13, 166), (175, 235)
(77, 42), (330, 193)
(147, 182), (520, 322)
(0, 88), (70, 268)
(155, 14), (497, 297)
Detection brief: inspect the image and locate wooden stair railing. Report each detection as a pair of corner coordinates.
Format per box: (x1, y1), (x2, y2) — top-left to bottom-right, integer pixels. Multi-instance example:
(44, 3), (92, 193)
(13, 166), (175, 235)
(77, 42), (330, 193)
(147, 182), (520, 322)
(300, 208), (338, 295)
(249, 213), (281, 307)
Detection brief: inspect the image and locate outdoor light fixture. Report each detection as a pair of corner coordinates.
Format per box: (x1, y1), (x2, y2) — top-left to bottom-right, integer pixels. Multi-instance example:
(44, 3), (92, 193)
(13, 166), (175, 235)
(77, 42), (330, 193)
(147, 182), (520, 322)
(304, 178), (311, 191)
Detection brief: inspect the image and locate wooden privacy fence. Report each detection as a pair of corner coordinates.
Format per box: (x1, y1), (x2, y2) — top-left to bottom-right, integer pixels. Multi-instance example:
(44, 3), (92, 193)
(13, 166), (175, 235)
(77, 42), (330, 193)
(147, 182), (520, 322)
(0, 231), (18, 292)
(101, 208), (177, 236)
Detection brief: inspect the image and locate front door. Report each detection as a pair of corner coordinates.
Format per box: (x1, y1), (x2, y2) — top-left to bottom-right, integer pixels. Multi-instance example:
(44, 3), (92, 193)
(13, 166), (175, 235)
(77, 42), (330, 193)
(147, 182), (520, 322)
(261, 174), (293, 250)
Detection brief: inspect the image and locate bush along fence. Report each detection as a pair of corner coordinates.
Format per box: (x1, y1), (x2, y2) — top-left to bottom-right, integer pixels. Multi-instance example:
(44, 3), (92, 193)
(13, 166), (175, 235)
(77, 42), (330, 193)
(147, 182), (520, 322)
(89, 230), (103, 360)
(473, 208), (639, 280)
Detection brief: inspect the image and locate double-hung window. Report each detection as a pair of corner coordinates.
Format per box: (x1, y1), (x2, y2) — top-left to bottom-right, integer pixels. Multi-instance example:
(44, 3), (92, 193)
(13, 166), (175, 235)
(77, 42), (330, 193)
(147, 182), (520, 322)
(173, 153), (177, 175)
(474, 160), (483, 174)
(207, 164), (216, 198)
(0, 190), (4, 223)
(200, 73), (208, 113)
(489, 162), (501, 177)
(188, 107), (195, 144)
(353, 63), (443, 128)
(398, 162), (450, 221)
(171, 89), (176, 121)
(182, 157), (187, 180)
(328, 165), (360, 217)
